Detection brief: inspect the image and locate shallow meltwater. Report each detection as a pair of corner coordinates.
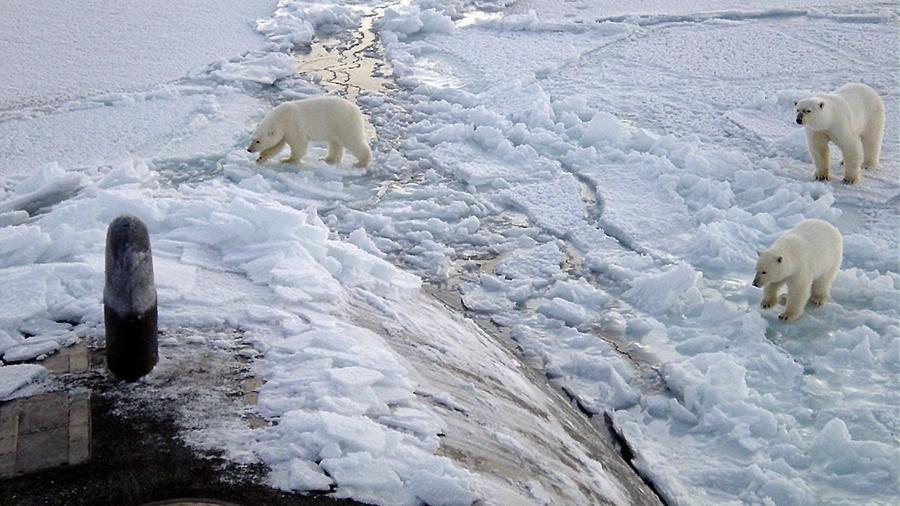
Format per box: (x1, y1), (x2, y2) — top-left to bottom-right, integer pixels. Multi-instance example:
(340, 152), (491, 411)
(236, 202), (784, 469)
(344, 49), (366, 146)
(295, 4), (399, 103)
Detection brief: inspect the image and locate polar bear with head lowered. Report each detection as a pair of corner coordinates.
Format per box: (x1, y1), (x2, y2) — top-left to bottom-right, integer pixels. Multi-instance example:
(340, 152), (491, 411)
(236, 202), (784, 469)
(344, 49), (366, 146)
(752, 219), (843, 321)
(795, 83), (884, 184)
(247, 96), (372, 168)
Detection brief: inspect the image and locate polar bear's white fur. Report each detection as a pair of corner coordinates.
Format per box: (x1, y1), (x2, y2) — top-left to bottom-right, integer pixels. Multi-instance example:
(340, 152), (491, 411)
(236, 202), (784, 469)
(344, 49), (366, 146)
(248, 96), (372, 168)
(795, 83), (884, 184)
(752, 219), (843, 321)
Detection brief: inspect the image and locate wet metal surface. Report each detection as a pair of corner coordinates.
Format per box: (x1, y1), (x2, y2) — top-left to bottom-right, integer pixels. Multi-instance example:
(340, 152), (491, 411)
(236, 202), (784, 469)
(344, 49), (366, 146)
(0, 391), (91, 478)
(41, 342), (92, 374)
(1, 391), (354, 506)
(0, 332), (358, 506)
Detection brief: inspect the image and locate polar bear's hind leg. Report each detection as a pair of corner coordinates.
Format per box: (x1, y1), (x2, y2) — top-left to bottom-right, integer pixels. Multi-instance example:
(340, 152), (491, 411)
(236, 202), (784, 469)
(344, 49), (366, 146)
(862, 108), (885, 170)
(809, 278), (829, 306)
(347, 137), (372, 168)
(810, 262), (839, 306)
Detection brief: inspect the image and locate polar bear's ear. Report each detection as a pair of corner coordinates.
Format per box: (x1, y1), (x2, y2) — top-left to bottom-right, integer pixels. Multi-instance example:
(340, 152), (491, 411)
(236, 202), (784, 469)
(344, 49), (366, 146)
(268, 129), (277, 137)
(777, 256), (782, 263)
(818, 101), (824, 109)
(793, 100), (798, 106)
(756, 249), (761, 256)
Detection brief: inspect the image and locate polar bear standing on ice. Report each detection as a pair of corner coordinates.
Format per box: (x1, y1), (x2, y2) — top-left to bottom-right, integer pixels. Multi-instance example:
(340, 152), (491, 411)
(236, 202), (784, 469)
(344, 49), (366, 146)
(247, 96), (372, 168)
(752, 219), (843, 321)
(795, 83), (884, 184)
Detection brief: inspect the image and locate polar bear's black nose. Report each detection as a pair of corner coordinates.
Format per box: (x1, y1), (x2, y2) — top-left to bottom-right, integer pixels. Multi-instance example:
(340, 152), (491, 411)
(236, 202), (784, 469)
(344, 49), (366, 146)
(247, 148), (252, 152)
(796, 116), (803, 125)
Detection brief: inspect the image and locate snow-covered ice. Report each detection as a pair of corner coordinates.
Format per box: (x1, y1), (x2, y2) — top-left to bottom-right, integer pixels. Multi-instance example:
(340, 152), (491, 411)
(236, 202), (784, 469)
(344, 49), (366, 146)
(0, 0), (274, 111)
(0, 364), (47, 400)
(1, 0), (898, 505)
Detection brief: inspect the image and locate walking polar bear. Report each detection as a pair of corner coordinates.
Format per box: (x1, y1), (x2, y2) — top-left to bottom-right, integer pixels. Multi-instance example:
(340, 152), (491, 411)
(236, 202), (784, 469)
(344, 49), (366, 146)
(752, 219), (843, 322)
(795, 83), (884, 185)
(247, 96), (372, 168)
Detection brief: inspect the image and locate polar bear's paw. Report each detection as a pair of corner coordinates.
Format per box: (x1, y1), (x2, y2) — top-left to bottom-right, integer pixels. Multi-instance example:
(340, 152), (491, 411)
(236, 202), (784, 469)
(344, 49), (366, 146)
(814, 173), (830, 181)
(842, 175), (858, 185)
(778, 310), (800, 321)
(760, 296), (778, 309)
(809, 295), (827, 306)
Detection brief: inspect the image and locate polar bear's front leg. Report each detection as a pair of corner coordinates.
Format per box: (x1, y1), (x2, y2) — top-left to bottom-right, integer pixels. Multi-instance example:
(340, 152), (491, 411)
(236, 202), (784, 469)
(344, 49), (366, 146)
(779, 279), (810, 321)
(256, 140), (286, 164)
(807, 131), (830, 181)
(838, 137), (863, 185)
(282, 138), (308, 164)
(761, 281), (784, 309)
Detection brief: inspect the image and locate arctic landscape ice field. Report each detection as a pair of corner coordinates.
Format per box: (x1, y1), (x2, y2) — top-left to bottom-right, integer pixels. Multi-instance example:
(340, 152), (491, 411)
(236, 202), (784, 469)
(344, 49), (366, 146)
(1, 0), (898, 505)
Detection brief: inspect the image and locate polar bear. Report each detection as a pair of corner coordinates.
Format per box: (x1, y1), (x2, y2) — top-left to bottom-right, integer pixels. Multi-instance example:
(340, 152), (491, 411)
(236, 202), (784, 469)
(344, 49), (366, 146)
(752, 219), (843, 321)
(795, 83), (884, 184)
(247, 96), (372, 168)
